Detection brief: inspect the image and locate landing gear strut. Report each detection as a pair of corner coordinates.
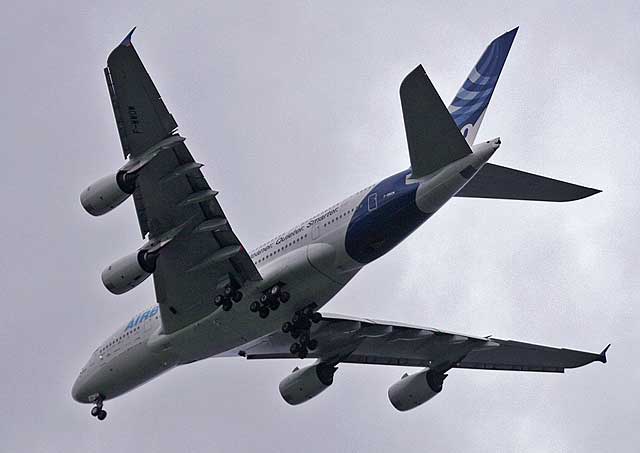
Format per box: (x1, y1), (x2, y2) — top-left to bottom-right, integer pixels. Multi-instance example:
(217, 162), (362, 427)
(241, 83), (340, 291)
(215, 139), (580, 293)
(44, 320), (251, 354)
(249, 283), (290, 318)
(90, 395), (107, 421)
(283, 305), (322, 359)
(214, 283), (243, 312)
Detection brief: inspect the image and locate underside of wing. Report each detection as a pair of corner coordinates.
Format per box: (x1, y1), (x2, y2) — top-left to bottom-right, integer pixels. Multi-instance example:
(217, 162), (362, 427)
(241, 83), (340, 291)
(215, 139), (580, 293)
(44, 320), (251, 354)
(101, 30), (261, 333)
(226, 313), (607, 373)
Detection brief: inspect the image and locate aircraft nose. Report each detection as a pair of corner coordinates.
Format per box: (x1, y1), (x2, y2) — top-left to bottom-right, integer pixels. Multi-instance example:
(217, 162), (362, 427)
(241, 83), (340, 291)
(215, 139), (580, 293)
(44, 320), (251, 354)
(71, 375), (84, 402)
(71, 371), (92, 403)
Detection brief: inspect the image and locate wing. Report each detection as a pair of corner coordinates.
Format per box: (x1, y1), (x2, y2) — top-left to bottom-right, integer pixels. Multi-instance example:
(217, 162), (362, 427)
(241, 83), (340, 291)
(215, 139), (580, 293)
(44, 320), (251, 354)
(104, 29), (261, 333)
(226, 313), (607, 373)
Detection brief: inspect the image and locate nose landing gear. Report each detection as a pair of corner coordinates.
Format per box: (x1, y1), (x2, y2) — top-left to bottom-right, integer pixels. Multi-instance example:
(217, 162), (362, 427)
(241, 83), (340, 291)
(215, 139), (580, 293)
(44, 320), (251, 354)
(283, 305), (322, 359)
(249, 283), (290, 318)
(89, 395), (107, 421)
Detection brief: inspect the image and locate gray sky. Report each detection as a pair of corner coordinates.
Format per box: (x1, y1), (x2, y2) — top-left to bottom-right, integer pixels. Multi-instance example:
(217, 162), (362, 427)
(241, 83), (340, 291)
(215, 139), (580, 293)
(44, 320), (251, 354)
(1, 1), (638, 452)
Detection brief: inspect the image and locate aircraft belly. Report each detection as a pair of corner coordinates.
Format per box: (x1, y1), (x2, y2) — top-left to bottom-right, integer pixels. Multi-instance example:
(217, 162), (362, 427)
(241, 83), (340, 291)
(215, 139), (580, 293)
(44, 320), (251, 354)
(170, 248), (346, 363)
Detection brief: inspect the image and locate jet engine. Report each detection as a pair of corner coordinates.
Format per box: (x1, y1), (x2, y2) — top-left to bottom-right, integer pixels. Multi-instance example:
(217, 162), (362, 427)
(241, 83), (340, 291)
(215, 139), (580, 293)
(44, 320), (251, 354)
(101, 249), (158, 295)
(279, 362), (338, 405)
(388, 368), (446, 411)
(80, 171), (136, 216)
(80, 135), (186, 216)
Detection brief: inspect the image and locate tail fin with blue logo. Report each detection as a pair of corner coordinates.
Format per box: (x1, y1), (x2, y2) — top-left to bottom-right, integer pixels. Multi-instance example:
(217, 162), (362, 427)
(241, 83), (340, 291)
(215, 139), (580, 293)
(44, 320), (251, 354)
(447, 28), (601, 202)
(400, 28), (600, 201)
(448, 27), (518, 144)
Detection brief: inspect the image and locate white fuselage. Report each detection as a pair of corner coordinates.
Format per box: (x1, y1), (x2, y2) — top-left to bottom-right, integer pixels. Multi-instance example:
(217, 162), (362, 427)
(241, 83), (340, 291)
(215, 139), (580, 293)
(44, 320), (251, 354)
(72, 141), (499, 404)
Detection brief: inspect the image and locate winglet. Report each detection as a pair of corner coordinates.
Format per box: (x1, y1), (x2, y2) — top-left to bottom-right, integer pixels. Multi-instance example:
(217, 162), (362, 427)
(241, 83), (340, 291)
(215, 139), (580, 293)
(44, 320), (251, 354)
(119, 27), (136, 47)
(599, 344), (611, 363)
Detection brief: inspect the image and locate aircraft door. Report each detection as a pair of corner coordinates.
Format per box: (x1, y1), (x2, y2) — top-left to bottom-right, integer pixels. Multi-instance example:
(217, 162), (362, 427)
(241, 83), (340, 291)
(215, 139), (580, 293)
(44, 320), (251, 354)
(368, 193), (378, 211)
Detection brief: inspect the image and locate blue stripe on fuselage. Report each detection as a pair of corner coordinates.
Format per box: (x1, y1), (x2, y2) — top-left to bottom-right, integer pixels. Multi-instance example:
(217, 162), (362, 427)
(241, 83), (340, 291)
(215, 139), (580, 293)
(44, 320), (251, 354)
(345, 169), (431, 264)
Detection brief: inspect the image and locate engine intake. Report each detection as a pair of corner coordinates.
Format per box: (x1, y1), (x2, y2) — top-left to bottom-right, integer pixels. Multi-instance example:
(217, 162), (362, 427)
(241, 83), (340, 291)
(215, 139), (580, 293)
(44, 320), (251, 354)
(101, 249), (158, 295)
(80, 171), (137, 216)
(279, 363), (337, 405)
(388, 368), (446, 411)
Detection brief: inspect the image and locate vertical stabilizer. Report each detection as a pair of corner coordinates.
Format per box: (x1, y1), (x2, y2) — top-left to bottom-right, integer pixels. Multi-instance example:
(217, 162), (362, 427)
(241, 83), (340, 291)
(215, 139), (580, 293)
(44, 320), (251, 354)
(448, 27), (518, 144)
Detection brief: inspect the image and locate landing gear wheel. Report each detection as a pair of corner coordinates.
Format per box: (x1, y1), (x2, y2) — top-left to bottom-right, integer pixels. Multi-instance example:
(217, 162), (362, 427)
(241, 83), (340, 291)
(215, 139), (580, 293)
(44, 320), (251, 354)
(282, 322), (292, 333)
(91, 407), (100, 417)
(259, 307), (270, 319)
(290, 342), (301, 354)
(303, 306), (314, 317)
(269, 300), (280, 311)
(278, 291), (290, 303)
(231, 291), (243, 303)
(270, 285), (281, 297)
(307, 339), (318, 351)
(224, 285), (234, 297)
(97, 410), (107, 421)
(214, 295), (224, 306)
(250, 301), (260, 313)
(311, 312), (322, 323)
(222, 301), (233, 311)
(259, 294), (269, 304)
(297, 348), (308, 359)
(292, 313), (302, 325)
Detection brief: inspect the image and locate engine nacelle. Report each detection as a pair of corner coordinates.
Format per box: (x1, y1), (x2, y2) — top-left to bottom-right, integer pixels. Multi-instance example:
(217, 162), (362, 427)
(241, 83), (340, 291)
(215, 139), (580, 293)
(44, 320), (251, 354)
(80, 171), (136, 216)
(101, 250), (157, 295)
(388, 368), (446, 411)
(279, 363), (338, 405)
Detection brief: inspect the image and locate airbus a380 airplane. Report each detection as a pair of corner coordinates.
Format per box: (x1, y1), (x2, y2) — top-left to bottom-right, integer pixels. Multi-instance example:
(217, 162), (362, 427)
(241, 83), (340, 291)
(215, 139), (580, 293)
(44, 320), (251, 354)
(73, 27), (608, 421)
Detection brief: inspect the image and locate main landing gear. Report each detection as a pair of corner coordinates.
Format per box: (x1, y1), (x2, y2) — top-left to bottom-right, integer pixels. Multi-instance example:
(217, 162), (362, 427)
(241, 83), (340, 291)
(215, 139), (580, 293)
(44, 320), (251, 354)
(282, 305), (322, 359)
(90, 396), (107, 421)
(249, 283), (290, 319)
(214, 284), (243, 312)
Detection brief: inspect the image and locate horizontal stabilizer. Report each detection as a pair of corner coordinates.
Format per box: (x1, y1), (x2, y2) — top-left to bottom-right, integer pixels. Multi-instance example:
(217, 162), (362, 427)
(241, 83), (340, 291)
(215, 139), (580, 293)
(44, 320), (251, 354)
(455, 163), (601, 202)
(400, 65), (472, 178)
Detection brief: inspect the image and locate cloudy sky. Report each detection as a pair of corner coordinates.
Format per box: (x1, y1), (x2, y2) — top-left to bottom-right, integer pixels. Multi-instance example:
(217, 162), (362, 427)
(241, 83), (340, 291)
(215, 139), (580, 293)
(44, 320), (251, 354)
(1, 1), (638, 452)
